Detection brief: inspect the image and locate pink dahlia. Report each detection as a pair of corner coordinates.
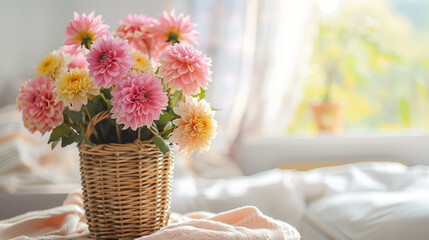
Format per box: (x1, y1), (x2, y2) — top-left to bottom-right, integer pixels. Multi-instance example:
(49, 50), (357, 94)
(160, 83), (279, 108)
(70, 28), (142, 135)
(111, 72), (168, 130)
(16, 76), (64, 135)
(61, 45), (89, 69)
(158, 43), (212, 95)
(16, 81), (28, 111)
(86, 36), (134, 88)
(115, 14), (157, 57)
(150, 10), (199, 53)
(63, 12), (110, 50)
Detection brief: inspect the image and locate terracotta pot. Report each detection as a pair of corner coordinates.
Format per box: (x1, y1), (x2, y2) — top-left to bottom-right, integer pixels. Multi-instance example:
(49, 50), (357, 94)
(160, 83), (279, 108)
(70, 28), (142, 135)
(311, 102), (344, 134)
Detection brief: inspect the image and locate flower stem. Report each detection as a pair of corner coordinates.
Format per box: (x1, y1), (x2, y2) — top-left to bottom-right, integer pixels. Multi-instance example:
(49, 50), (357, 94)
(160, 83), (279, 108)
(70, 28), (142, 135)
(159, 126), (176, 137)
(85, 105), (100, 143)
(167, 88), (172, 99)
(116, 123), (122, 144)
(100, 92), (112, 109)
(137, 127), (141, 140)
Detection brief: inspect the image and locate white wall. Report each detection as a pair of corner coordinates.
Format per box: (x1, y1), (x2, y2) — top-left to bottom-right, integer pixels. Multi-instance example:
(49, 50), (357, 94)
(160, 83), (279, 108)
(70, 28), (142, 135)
(0, 0), (193, 107)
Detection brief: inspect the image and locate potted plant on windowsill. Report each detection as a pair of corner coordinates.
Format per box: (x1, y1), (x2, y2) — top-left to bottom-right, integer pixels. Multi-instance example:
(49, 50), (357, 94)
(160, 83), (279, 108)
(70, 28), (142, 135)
(311, 60), (344, 133)
(309, 14), (396, 134)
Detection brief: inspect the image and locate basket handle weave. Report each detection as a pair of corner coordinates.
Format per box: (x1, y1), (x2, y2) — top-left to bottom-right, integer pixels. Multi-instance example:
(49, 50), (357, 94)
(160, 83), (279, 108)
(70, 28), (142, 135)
(85, 111), (160, 141)
(85, 111), (112, 140)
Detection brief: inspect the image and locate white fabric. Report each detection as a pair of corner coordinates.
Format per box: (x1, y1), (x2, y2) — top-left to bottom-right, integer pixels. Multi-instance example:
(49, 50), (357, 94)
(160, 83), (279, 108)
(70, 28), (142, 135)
(307, 191), (429, 240)
(0, 106), (80, 193)
(0, 191), (89, 240)
(301, 162), (429, 240)
(172, 169), (306, 225)
(171, 162), (429, 239)
(240, 0), (317, 137)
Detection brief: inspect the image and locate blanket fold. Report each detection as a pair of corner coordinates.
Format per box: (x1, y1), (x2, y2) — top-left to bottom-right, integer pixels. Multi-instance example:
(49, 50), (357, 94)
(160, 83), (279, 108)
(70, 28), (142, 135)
(0, 191), (300, 240)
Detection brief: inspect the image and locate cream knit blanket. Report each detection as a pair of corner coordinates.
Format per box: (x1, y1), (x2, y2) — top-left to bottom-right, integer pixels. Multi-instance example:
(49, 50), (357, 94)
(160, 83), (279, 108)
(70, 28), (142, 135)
(0, 191), (300, 240)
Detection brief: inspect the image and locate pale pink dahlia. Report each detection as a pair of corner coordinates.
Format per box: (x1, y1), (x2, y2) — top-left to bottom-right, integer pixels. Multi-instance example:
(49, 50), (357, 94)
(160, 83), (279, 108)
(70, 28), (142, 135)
(158, 43), (212, 95)
(170, 97), (217, 154)
(61, 45), (89, 69)
(111, 72), (168, 130)
(86, 36), (134, 88)
(16, 81), (28, 111)
(16, 76), (64, 135)
(150, 10), (199, 53)
(115, 14), (156, 57)
(63, 12), (110, 50)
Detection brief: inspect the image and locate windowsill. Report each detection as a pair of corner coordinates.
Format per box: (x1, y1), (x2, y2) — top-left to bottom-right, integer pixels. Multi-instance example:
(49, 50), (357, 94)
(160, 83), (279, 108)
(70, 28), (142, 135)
(232, 133), (429, 175)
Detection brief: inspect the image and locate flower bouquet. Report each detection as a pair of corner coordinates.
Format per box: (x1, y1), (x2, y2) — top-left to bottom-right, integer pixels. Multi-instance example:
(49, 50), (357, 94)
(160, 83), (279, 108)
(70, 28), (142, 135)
(16, 10), (217, 239)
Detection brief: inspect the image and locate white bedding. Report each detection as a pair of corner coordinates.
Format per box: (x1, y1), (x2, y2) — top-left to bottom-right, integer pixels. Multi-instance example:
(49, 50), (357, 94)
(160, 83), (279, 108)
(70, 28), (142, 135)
(171, 162), (429, 240)
(301, 162), (429, 240)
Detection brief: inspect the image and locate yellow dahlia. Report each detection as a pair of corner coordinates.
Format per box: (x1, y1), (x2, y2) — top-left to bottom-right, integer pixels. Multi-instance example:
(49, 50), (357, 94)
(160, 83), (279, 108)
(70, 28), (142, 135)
(56, 68), (100, 111)
(131, 50), (153, 74)
(35, 50), (71, 80)
(170, 97), (217, 154)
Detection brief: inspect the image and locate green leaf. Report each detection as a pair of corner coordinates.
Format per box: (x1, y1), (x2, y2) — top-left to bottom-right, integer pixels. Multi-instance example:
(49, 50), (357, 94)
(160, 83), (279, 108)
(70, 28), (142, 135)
(80, 123), (93, 147)
(155, 111), (176, 133)
(63, 107), (83, 122)
(161, 122), (174, 138)
(87, 95), (108, 116)
(48, 124), (72, 143)
(51, 139), (61, 150)
(152, 135), (170, 154)
(60, 137), (73, 148)
(157, 111), (175, 125)
(192, 88), (206, 101)
(100, 87), (112, 98)
(60, 132), (83, 148)
(168, 108), (180, 118)
(169, 91), (183, 108)
(155, 111), (174, 131)
(61, 134), (79, 148)
(163, 121), (174, 132)
(398, 98), (410, 127)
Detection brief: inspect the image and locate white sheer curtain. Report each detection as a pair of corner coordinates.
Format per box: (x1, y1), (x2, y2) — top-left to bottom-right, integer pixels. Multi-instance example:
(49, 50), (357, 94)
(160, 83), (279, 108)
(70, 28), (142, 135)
(189, 0), (318, 155)
(241, 1), (317, 137)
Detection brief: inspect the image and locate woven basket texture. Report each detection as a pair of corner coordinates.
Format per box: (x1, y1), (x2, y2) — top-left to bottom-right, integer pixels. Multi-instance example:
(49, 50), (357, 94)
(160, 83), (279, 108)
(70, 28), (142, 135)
(79, 141), (173, 239)
(78, 111), (174, 239)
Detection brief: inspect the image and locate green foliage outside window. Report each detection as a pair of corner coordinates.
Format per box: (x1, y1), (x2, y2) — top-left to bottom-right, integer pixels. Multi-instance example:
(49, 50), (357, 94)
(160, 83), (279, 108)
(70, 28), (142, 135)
(289, 0), (429, 134)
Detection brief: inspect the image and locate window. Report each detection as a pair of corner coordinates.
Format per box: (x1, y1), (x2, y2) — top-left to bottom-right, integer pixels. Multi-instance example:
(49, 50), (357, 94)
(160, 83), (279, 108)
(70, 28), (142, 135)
(289, 0), (429, 135)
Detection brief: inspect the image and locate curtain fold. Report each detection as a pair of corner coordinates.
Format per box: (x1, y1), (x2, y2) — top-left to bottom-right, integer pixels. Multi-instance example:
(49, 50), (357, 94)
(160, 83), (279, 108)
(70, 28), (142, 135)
(240, 0), (318, 137)
(190, 0), (318, 155)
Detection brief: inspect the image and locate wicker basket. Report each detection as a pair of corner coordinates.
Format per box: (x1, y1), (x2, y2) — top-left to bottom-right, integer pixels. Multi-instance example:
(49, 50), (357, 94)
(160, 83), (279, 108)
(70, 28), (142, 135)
(78, 111), (174, 239)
